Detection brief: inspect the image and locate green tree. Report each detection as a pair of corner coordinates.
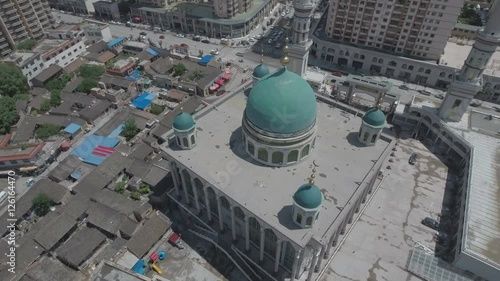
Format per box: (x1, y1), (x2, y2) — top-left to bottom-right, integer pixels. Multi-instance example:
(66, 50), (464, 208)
(173, 63), (187, 76)
(78, 65), (105, 79)
(50, 92), (61, 107)
(77, 78), (97, 94)
(459, 4), (483, 26)
(0, 97), (19, 134)
(32, 193), (53, 216)
(115, 181), (126, 194)
(130, 192), (141, 200)
(120, 118), (139, 141)
(40, 99), (51, 112)
(139, 183), (150, 194)
(150, 104), (165, 115)
(189, 70), (205, 81)
(35, 124), (62, 139)
(17, 39), (37, 51)
(45, 73), (73, 95)
(0, 63), (28, 97)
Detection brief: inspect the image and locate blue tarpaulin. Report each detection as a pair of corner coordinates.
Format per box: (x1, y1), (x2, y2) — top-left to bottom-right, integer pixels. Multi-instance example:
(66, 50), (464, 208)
(132, 260), (146, 275)
(107, 124), (124, 139)
(64, 123), (81, 135)
(107, 37), (124, 48)
(131, 92), (155, 110)
(198, 55), (214, 64)
(126, 69), (141, 81)
(70, 172), (82, 180)
(146, 48), (158, 56)
(71, 135), (120, 166)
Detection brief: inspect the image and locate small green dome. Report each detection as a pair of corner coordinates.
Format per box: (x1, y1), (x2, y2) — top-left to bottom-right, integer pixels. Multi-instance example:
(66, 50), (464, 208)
(173, 112), (195, 131)
(252, 64), (270, 79)
(362, 108), (386, 127)
(246, 68), (317, 135)
(293, 184), (323, 209)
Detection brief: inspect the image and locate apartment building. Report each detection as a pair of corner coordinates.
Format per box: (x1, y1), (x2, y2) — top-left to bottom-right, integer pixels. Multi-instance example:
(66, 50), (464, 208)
(324, 0), (463, 60)
(2, 51), (45, 84)
(81, 20), (113, 43)
(92, 1), (121, 21)
(0, 0), (55, 58)
(136, 0), (169, 7)
(214, 0), (253, 18)
(47, 0), (100, 15)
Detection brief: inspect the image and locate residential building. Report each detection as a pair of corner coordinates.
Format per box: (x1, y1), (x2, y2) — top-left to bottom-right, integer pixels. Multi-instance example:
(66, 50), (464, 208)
(136, 0), (168, 7)
(0, 0), (55, 58)
(214, 0), (254, 18)
(92, 1), (121, 21)
(323, 0), (463, 60)
(47, 0), (100, 14)
(2, 51), (45, 84)
(451, 23), (480, 40)
(81, 20), (113, 43)
(130, 0), (278, 38)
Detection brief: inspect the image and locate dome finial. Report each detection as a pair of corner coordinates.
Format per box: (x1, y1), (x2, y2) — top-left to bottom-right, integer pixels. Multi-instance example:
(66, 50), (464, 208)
(308, 160), (319, 184)
(260, 43), (264, 64)
(280, 26), (290, 67)
(376, 92), (385, 109)
(180, 106), (184, 111)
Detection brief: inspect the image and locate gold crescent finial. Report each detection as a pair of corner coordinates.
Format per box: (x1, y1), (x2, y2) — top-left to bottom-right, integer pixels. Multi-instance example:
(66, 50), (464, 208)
(180, 107), (184, 111)
(260, 43), (264, 64)
(376, 92), (385, 109)
(313, 160), (319, 167)
(308, 161), (318, 185)
(280, 27), (290, 67)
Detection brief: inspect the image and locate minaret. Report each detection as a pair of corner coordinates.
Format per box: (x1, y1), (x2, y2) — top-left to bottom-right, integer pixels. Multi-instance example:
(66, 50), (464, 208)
(438, 1), (500, 121)
(287, 0), (315, 77)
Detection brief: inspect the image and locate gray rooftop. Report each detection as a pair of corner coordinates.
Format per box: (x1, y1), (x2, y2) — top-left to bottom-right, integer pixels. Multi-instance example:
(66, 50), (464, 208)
(34, 212), (77, 250)
(86, 201), (127, 235)
(162, 92), (390, 246)
(93, 261), (149, 281)
(23, 257), (80, 281)
(126, 212), (171, 258)
(79, 100), (112, 122)
(14, 115), (86, 141)
(32, 64), (63, 83)
(49, 154), (82, 182)
(57, 227), (107, 268)
(91, 188), (143, 215)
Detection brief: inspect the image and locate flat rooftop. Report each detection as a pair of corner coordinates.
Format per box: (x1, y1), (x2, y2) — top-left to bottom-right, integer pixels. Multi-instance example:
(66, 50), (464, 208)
(33, 39), (68, 54)
(163, 92), (390, 246)
(441, 41), (500, 76)
(447, 111), (500, 267)
(2, 51), (39, 66)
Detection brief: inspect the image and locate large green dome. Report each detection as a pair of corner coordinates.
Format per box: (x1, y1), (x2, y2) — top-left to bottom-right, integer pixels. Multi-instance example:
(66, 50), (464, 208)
(293, 184), (323, 209)
(252, 64), (269, 79)
(362, 108), (386, 127)
(245, 68), (317, 135)
(172, 112), (195, 131)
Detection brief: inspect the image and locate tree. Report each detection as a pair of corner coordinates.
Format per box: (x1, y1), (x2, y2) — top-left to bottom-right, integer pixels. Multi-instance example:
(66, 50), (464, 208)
(130, 192), (141, 200)
(173, 63), (187, 77)
(78, 65), (105, 79)
(150, 104), (165, 115)
(189, 70), (205, 81)
(459, 4), (483, 26)
(35, 124), (62, 139)
(139, 183), (150, 194)
(40, 99), (51, 112)
(121, 118), (139, 141)
(115, 181), (126, 194)
(17, 39), (37, 51)
(32, 193), (53, 216)
(77, 78), (97, 94)
(0, 63), (28, 98)
(50, 92), (61, 107)
(0, 97), (19, 134)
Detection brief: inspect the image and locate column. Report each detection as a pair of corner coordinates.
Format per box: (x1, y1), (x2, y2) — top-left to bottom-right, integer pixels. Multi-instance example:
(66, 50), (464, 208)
(315, 246), (326, 272)
(216, 197), (224, 231)
(325, 233), (334, 258)
(181, 171), (190, 205)
(204, 188), (212, 221)
(274, 239), (282, 272)
(259, 228), (265, 262)
(307, 250), (320, 281)
(290, 249), (302, 281)
(245, 216), (250, 251)
(191, 177), (201, 213)
(169, 162), (181, 197)
(231, 206), (237, 241)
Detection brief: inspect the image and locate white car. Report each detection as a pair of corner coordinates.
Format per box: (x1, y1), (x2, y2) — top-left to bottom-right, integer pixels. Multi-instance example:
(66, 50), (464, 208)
(176, 34), (185, 38)
(248, 38), (256, 43)
(210, 50), (219, 55)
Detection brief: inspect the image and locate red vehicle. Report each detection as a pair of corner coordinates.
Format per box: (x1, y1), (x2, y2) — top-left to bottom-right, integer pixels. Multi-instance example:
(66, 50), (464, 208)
(332, 71), (343, 77)
(168, 232), (184, 249)
(216, 90), (226, 96)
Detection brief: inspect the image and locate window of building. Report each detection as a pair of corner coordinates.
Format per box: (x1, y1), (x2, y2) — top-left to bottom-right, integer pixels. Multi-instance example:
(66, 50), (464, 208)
(247, 142), (254, 155)
(264, 229), (277, 256)
(452, 100), (462, 109)
(272, 151), (284, 164)
(296, 213), (302, 224)
(183, 138), (189, 147)
(191, 135), (195, 145)
(305, 217), (313, 226)
(258, 148), (268, 161)
(301, 145), (310, 159)
(371, 134), (377, 143)
(249, 217), (260, 245)
(363, 132), (369, 141)
(288, 150), (299, 163)
(220, 196), (230, 210)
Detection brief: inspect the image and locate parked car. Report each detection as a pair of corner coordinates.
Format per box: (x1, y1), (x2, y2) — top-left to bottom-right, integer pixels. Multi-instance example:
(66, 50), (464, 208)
(419, 89), (432, 96)
(193, 36), (201, 41)
(236, 52), (244, 57)
(201, 39), (210, 43)
(159, 35), (165, 39)
(210, 49), (219, 55)
(139, 31), (147, 36)
(409, 153), (417, 165)
(422, 217), (440, 230)
(332, 71), (342, 77)
(275, 43), (283, 49)
(27, 178), (36, 188)
(399, 84), (410, 90)
(435, 94), (444, 100)
(216, 90), (226, 96)
(267, 39), (273, 44)
(176, 33), (185, 38)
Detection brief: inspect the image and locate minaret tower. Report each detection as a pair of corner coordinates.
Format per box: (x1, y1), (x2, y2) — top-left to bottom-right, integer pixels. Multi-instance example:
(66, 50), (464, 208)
(438, 1), (500, 121)
(287, 0), (315, 77)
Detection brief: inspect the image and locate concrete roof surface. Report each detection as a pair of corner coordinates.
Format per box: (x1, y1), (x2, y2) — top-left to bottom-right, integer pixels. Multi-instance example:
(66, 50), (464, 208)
(126, 212), (171, 258)
(57, 227), (107, 267)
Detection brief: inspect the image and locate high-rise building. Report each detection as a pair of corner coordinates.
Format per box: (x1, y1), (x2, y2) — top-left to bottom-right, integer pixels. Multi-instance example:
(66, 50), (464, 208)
(439, 2), (500, 121)
(0, 0), (55, 58)
(324, 0), (463, 60)
(214, 0), (253, 19)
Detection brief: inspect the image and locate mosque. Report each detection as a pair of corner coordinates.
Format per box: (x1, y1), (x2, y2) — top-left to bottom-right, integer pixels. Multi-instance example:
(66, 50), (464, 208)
(161, 37), (394, 280)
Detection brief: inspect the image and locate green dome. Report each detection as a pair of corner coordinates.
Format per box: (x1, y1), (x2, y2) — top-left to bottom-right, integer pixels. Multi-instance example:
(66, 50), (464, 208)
(362, 108), (386, 127)
(293, 184), (323, 209)
(173, 112), (195, 131)
(245, 68), (317, 135)
(252, 64), (270, 79)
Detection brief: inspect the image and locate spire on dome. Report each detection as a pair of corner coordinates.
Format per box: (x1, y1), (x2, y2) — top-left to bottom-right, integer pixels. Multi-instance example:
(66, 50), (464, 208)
(308, 160), (319, 185)
(376, 92), (385, 109)
(280, 26), (290, 67)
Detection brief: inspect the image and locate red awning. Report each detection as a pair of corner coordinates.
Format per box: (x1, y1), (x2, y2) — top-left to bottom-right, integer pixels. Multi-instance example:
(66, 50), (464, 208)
(222, 73), (232, 80)
(168, 233), (181, 243)
(215, 78), (225, 85)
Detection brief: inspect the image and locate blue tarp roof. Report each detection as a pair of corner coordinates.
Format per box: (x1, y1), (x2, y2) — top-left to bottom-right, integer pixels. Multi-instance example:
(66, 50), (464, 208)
(107, 37), (124, 48)
(126, 69), (141, 81)
(146, 48), (158, 56)
(64, 123), (81, 135)
(82, 155), (106, 166)
(107, 124), (124, 139)
(71, 134), (120, 161)
(70, 172), (82, 180)
(131, 92), (155, 110)
(132, 260), (146, 275)
(198, 55), (214, 64)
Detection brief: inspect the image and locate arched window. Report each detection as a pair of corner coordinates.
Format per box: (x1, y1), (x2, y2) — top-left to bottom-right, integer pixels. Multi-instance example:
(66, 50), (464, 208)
(388, 61), (397, 67)
(191, 135), (195, 145)
(418, 67), (424, 73)
(439, 72), (445, 77)
(339, 50), (344, 56)
(207, 187), (218, 216)
(182, 170), (194, 199)
(183, 138), (189, 147)
(448, 74), (453, 79)
(378, 58), (383, 64)
(345, 51), (350, 56)
(247, 142), (255, 155)
(194, 178), (205, 206)
(301, 145), (310, 159)
(258, 148), (268, 161)
(272, 151), (284, 164)
(402, 64), (407, 69)
(176, 137), (180, 145)
(220, 196), (230, 210)
(249, 217), (260, 246)
(425, 69), (431, 74)
(371, 134), (377, 143)
(296, 213), (302, 224)
(264, 229), (277, 256)
(360, 55), (365, 59)
(408, 65), (414, 70)
(372, 57), (377, 63)
(354, 53), (359, 59)
(234, 207), (245, 221)
(363, 132), (369, 142)
(283, 242), (296, 270)
(305, 216), (313, 226)
(288, 150), (299, 163)
(494, 84), (500, 90)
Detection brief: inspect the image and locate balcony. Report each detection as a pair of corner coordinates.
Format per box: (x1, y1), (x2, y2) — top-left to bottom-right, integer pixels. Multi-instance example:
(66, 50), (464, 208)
(14, 26), (25, 33)
(3, 2), (14, 8)
(5, 7), (16, 14)
(0, 43), (9, 50)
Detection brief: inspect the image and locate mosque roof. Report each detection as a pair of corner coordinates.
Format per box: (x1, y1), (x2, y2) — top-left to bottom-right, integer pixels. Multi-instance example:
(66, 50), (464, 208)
(252, 63), (270, 79)
(293, 184), (323, 209)
(362, 108), (386, 127)
(173, 112), (195, 131)
(245, 68), (317, 135)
